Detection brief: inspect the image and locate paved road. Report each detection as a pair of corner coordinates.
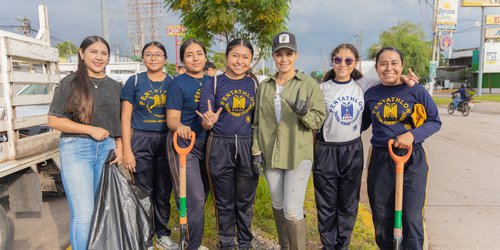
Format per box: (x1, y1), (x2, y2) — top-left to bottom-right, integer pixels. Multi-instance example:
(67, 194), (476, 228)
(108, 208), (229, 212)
(424, 103), (500, 250)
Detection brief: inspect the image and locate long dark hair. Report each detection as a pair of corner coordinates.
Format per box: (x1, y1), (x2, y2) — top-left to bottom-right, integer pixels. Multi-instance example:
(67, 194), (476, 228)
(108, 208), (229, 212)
(375, 46), (404, 65)
(179, 39), (206, 63)
(322, 43), (363, 82)
(64, 35), (110, 124)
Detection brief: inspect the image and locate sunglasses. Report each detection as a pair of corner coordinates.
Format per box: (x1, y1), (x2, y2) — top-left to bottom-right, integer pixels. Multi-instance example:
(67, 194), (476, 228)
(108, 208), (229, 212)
(333, 56), (355, 66)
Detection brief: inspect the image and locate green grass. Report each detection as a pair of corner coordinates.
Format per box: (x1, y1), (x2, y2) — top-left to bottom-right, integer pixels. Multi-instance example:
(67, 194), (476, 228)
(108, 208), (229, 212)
(433, 93), (500, 106)
(166, 175), (377, 249)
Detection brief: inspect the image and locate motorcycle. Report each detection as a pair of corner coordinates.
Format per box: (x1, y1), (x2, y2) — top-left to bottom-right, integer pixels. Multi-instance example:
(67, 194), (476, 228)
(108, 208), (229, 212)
(448, 93), (471, 116)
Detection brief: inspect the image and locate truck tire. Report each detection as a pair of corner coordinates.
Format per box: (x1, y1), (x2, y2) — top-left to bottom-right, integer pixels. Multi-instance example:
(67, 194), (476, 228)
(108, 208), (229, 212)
(0, 205), (12, 250)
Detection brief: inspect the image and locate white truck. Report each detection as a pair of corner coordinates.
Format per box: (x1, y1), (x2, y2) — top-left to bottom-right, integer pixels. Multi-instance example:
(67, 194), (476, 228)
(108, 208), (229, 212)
(0, 6), (62, 249)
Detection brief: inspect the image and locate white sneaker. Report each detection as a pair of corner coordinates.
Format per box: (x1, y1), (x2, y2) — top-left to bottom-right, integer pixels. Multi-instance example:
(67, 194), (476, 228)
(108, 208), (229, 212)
(198, 246), (209, 250)
(157, 236), (179, 250)
(147, 246), (154, 250)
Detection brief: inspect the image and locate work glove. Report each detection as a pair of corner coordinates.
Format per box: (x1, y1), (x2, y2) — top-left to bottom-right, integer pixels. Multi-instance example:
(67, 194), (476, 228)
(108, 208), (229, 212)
(286, 89), (310, 116)
(411, 103), (427, 128)
(252, 154), (264, 176)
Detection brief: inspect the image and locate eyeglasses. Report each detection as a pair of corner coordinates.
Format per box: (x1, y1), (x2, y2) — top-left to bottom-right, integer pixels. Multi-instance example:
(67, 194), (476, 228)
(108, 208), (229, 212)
(333, 56), (355, 66)
(143, 53), (165, 59)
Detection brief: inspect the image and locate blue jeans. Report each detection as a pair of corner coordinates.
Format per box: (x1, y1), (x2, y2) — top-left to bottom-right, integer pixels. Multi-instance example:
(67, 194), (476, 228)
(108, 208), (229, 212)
(59, 137), (116, 250)
(452, 97), (463, 109)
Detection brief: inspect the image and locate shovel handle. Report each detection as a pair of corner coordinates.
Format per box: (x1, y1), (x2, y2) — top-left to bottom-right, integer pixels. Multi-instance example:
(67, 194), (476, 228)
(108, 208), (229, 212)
(388, 139), (412, 242)
(173, 131), (195, 231)
(388, 139), (412, 173)
(173, 131), (196, 166)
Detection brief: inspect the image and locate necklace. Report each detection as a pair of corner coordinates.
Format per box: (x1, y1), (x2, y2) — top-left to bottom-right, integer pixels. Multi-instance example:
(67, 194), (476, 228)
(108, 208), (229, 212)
(187, 73), (204, 87)
(193, 77), (203, 87)
(89, 76), (107, 89)
(148, 76), (165, 92)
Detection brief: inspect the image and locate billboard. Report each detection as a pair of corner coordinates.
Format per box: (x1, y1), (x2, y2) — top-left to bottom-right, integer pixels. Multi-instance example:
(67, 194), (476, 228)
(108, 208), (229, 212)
(462, 0), (500, 7)
(485, 28), (500, 38)
(437, 0), (459, 31)
(486, 15), (500, 25)
(483, 43), (500, 73)
(166, 25), (185, 36)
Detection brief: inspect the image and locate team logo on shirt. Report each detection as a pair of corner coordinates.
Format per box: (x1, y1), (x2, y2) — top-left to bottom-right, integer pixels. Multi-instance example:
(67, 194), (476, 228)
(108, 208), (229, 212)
(194, 88), (202, 103)
(328, 96), (363, 129)
(372, 96), (411, 125)
(220, 89), (255, 119)
(139, 89), (167, 121)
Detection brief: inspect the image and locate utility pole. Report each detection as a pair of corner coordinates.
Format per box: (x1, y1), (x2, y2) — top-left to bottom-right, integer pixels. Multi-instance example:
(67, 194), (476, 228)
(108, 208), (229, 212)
(353, 31), (363, 71)
(430, 0), (440, 96)
(359, 30), (363, 71)
(477, 7), (485, 97)
(101, 0), (110, 42)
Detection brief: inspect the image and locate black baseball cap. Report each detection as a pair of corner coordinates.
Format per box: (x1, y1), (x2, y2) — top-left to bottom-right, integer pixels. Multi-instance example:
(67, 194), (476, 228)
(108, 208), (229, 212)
(272, 31), (297, 53)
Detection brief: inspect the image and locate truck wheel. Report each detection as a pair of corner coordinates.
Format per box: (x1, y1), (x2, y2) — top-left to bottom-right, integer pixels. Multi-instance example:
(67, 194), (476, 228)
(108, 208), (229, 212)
(0, 205), (12, 250)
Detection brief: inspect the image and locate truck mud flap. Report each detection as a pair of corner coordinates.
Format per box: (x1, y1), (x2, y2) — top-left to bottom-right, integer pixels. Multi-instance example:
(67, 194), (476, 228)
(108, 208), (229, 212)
(0, 205), (13, 250)
(8, 169), (42, 213)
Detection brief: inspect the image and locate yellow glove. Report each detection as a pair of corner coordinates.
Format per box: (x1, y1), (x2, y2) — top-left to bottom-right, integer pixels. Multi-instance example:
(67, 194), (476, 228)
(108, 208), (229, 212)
(411, 103), (427, 128)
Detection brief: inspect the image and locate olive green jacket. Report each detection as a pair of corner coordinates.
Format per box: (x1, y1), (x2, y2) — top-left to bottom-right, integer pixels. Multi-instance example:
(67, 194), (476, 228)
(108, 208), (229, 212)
(252, 71), (326, 169)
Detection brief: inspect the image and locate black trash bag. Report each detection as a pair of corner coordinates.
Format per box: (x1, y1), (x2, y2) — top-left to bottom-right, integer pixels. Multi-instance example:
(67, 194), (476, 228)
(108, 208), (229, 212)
(87, 150), (152, 250)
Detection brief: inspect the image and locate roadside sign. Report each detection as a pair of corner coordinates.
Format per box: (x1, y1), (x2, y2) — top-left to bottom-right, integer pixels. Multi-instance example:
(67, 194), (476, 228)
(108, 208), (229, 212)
(429, 61), (439, 79)
(485, 28), (500, 39)
(486, 15), (500, 25)
(436, 0), (459, 32)
(463, 0), (500, 7)
(167, 25), (185, 36)
(440, 35), (453, 51)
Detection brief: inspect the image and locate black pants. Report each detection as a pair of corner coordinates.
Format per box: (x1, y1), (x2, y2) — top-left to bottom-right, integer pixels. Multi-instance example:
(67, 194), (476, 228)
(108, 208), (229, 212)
(313, 137), (364, 250)
(367, 144), (428, 250)
(131, 130), (173, 241)
(166, 131), (209, 250)
(206, 133), (258, 249)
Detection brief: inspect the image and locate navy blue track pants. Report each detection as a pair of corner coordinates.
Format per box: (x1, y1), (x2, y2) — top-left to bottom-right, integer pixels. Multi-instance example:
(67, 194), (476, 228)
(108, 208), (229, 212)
(367, 144), (428, 250)
(313, 137), (364, 250)
(131, 130), (173, 241)
(166, 131), (209, 250)
(205, 133), (258, 249)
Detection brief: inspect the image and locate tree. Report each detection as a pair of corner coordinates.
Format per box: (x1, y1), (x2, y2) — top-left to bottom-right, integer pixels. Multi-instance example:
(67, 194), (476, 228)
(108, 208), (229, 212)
(209, 52), (226, 71)
(56, 41), (78, 58)
(163, 0), (291, 63)
(310, 70), (324, 83)
(367, 21), (432, 79)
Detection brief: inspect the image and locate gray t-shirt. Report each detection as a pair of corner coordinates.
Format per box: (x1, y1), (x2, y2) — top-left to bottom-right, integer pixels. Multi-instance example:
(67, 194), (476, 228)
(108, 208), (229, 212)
(49, 74), (122, 138)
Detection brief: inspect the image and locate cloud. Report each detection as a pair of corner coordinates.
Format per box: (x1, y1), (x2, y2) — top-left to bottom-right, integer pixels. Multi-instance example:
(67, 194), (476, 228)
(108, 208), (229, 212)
(2, 0), (500, 74)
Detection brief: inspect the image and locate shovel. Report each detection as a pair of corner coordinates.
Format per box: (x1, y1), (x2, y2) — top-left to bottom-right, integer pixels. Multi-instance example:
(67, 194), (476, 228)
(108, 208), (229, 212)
(173, 131), (196, 250)
(388, 139), (412, 250)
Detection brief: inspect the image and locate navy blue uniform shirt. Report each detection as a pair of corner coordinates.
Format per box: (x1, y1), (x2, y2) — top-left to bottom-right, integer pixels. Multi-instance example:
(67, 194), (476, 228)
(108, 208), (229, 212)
(166, 73), (210, 142)
(199, 74), (256, 136)
(362, 83), (441, 147)
(121, 72), (173, 132)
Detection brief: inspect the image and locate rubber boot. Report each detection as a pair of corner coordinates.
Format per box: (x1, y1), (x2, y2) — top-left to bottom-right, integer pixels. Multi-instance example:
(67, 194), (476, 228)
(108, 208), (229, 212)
(286, 218), (306, 250)
(272, 208), (289, 250)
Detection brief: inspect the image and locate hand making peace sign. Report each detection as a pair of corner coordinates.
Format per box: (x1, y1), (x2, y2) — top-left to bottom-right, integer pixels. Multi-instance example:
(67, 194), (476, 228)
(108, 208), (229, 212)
(195, 100), (223, 129)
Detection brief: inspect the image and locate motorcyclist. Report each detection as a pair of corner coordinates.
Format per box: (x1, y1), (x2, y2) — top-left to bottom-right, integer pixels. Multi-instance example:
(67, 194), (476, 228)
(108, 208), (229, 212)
(452, 84), (470, 109)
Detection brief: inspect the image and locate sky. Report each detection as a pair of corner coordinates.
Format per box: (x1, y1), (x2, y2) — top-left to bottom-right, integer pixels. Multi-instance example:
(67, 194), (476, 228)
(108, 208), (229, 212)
(1, 0), (499, 74)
